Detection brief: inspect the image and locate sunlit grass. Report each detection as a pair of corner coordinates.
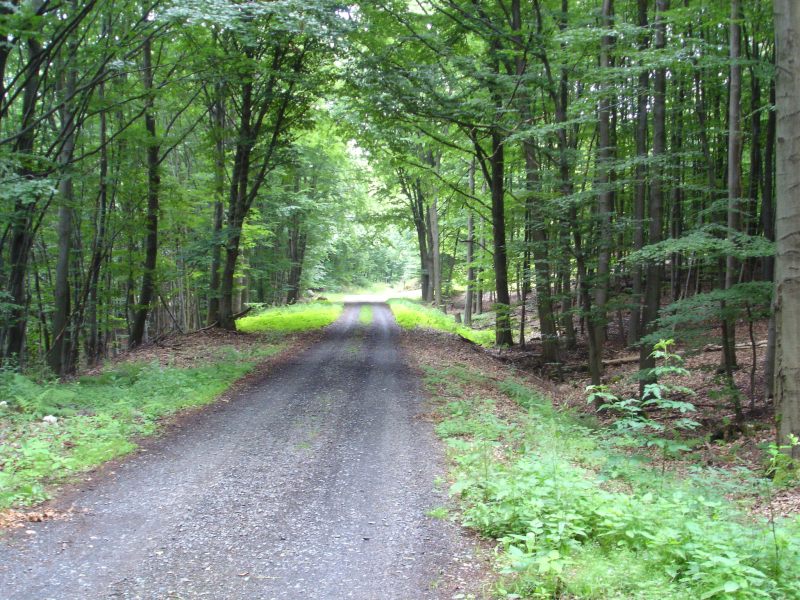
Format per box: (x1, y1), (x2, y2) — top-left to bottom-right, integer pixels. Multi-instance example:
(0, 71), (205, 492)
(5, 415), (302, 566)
(358, 305), (373, 325)
(237, 302), (344, 333)
(388, 298), (495, 347)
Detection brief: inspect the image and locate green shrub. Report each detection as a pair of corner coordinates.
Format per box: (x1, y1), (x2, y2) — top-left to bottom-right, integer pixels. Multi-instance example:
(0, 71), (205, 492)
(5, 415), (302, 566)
(427, 368), (800, 599)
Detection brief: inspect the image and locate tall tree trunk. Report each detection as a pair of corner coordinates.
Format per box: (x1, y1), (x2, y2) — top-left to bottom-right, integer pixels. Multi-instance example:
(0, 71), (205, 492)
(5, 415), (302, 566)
(429, 198), (442, 309)
(85, 69), (110, 366)
(591, 0), (614, 381)
(629, 0), (649, 346)
(763, 75), (777, 402)
(773, 0), (800, 456)
(207, 90), (225, 325)
(464, 162), (475, 326)
(410, 179), (431, 302)
(129, 37), (160, 348)
(489, 129), (513, 346)
(3, 34), (43, 361)
(639, 0), (669, 385)
(512, 0), (558, 359)
(761, 75), (776, 281)
(49, 45), (78, 376)
(218, 82), (253, 331)
(721, 0), (743, 374)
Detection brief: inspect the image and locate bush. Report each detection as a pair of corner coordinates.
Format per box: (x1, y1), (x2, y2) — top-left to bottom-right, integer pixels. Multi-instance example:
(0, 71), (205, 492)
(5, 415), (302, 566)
(427, 367), (800, 599)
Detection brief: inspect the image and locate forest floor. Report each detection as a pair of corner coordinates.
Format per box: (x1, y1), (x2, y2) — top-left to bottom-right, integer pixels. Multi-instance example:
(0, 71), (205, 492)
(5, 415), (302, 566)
(444, 291), (800, 518)
(0, 303), (490, 599)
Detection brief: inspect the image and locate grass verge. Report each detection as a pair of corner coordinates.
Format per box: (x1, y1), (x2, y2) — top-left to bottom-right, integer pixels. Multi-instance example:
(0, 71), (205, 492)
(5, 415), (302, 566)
(423, 364), (800, 599)
(388, 298), (495, 347)
(0, 345), (282, 510)
(237, 301), (343, 333)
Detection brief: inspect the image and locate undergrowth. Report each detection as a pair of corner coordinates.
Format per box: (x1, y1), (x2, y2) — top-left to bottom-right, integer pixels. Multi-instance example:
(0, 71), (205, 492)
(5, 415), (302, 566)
(424, 365), (800, 599)
(388, 298), (495, 347)
(237, 301), (343, 333)
(0, 345), (280, 510)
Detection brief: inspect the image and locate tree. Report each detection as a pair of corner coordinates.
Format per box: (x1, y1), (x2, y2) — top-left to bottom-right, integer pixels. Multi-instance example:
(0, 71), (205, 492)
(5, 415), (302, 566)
(774, 0), (800, 456)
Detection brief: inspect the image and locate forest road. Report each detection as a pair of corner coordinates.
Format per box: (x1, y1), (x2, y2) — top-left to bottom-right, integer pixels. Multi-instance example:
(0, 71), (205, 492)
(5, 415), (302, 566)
(0, 302), (483, 600)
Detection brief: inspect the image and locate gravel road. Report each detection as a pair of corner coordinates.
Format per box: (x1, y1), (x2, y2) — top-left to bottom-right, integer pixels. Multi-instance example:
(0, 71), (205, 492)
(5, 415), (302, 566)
(0, 303), (483, 599)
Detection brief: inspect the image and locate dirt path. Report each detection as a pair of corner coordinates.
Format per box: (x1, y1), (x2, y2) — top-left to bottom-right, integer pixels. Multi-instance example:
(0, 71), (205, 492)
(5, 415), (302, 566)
(0, 303), (484, 599)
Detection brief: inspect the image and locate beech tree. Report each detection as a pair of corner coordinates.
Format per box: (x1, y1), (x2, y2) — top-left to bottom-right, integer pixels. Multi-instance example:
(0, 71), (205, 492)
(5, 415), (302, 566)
(774, 0), (800, 456)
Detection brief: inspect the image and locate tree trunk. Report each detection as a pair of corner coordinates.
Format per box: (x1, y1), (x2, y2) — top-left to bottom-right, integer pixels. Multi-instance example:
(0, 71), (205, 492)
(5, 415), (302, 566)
(629, 0), (649, 346)
(773, 0), (800, 456)
(3, 34), (43, 361)
(489, 129), (513, 346)
(639, 0), (669, 385)
(464, 163), (475, 326)
(761, 74), (776, 281)
(129, 37), (160, 348)
(429, 198), (442, 309)
(49, 40), (78, 376)
(592, 0), (614, 379)
(721, 0), (743, 374)
(85, 66), (110, 366)
(207, 90), (225, 325)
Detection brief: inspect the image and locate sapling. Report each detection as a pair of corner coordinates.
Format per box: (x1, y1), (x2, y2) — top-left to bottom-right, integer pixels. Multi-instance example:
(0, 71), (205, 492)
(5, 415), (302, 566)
(586, 340), (700, 480)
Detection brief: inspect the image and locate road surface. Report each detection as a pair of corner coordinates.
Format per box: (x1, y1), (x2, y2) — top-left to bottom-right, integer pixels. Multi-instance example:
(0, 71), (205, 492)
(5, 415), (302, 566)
(0, 303), (481, 599)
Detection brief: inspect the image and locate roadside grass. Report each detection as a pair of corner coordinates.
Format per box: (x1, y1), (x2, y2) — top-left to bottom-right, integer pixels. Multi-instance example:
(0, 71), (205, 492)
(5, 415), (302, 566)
(388, 298), (495, 347)
(359, 305), (373, 325)
(0, 345), (281, 510)
(237, 301), (343, 333)
(424, 365), (800, 599)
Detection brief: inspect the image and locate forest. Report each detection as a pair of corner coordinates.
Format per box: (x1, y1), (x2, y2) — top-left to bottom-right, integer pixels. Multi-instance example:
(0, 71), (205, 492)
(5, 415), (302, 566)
(1, 0), (797, 452)
(1, 0), (800, 597)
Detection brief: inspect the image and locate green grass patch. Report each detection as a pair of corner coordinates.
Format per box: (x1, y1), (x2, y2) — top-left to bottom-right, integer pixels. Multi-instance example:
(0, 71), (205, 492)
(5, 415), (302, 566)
(424, 366), (800, 599)
(358, 305), (373, 325)
(237, 301), (343, 333)
(388, 298), (495, 347)
(0, 345), (281, 510)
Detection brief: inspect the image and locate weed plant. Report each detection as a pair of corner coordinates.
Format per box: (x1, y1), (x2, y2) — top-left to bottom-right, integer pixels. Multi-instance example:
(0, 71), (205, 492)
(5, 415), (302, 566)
(424, 365), (800, 599)
(388, 298), (495, 346)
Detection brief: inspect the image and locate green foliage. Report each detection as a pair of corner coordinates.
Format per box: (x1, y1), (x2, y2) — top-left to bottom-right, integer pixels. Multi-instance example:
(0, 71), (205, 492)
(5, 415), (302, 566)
(764, 434), (800, 488)
(644, 283), (773, 350)
(388, 298), (495, 346)
(0, 346), (280, 508)
(426, 367), (800, 599)
(237, 302), (344, 333)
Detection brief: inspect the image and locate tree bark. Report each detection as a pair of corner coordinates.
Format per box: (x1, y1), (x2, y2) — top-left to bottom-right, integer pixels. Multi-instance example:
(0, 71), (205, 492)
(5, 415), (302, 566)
(49, 43), (78, 376)
(129, 37), (160, 348)
(591, 0), (614, 381)
(207, 89), (225, 325)
(629, 0), (649, 346)
(489, 128), (513, 346)
(639, 0), (669, 385)
(464, 162), (475, 326)
(773, 0), (800, 456)
(721, 0), (743, 374)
